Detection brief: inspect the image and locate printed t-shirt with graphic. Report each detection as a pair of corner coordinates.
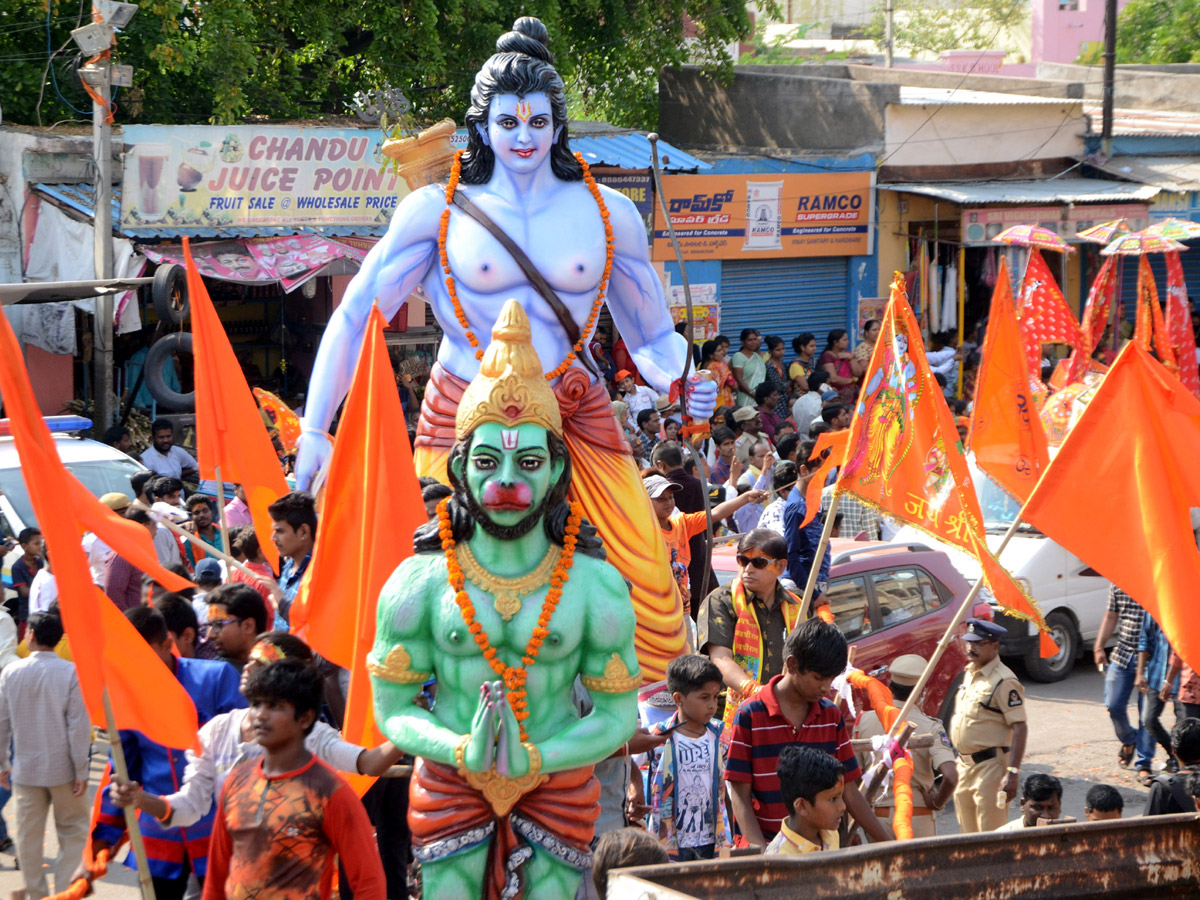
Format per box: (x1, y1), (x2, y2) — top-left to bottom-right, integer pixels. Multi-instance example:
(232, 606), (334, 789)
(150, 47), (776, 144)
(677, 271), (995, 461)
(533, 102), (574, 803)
(673, 730), (718, 848)
(661, 510), (708, 596)
(203, 755), (385, 900)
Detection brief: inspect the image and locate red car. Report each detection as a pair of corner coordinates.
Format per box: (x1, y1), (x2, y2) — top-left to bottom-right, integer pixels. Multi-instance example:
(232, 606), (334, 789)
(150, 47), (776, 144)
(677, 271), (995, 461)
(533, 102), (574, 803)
(710, 539), (993, 722)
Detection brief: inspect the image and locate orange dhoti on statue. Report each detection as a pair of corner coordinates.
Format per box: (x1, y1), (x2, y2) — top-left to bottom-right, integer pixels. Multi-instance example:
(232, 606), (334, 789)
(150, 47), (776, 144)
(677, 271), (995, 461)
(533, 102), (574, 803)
(414, 364), (686, 681)
(409, 757), (599, 900)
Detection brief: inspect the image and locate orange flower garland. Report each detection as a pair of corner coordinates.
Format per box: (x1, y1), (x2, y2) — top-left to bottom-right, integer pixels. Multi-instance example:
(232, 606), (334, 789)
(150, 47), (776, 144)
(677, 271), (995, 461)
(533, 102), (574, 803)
(438, 148), (615, 378)
(438, 496), (582, 741)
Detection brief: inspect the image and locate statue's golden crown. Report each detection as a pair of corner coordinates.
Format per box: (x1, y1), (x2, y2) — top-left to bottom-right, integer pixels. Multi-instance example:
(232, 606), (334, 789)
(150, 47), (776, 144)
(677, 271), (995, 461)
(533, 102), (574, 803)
(455, 300), (562, 440)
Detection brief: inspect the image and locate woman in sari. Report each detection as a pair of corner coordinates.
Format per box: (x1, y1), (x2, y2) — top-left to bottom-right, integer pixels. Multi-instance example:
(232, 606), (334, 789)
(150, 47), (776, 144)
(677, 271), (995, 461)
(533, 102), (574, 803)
(851, 320), (881, 381)
(789, 332), (817, 395)
(762, 335), (792, 420)
(702, 338), (737, 409)
(820, 329), (858, 404)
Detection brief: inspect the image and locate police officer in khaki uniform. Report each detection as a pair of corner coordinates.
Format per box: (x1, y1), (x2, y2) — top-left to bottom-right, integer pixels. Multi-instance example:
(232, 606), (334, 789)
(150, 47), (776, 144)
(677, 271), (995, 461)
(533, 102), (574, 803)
(950, 618), (1028, 832)
(854, 654), (958, 838)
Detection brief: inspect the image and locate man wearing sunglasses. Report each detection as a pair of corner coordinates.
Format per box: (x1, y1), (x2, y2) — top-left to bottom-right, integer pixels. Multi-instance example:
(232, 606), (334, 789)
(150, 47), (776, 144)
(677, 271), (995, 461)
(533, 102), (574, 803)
(699, 529), (805, 733)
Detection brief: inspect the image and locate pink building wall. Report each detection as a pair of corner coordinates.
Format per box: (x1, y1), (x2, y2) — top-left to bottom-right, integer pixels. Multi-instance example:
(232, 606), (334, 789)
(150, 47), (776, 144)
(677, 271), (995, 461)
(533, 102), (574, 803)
(1032, 0), (1132, 66)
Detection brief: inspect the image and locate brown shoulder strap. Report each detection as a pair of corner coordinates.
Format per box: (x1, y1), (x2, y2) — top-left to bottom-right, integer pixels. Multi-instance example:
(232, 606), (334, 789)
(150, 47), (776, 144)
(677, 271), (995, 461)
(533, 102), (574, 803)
(451, 191), (599, 377)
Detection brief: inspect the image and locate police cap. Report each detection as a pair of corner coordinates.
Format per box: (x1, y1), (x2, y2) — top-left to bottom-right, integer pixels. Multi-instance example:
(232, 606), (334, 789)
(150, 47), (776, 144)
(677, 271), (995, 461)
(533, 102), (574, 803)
(962, 618), (1006, 642)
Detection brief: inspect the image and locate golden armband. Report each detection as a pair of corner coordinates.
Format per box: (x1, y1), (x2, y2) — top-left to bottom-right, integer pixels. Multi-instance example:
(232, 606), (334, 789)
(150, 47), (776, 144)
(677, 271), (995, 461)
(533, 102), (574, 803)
(580, 653), (642, 694)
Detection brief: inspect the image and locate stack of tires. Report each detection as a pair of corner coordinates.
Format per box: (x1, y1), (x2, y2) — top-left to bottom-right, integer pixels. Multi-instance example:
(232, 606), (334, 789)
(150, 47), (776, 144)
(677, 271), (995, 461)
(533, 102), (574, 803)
(144, 264), (195, 412)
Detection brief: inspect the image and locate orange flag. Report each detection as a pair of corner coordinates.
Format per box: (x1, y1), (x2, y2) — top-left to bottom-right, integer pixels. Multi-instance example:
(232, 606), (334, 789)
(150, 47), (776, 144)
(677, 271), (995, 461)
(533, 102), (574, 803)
(1166, 251), (1200, 398)
(837, 273), (1056, 655)
(1021, 343), (1200, 669)
(0, 310), (198, 749)
(1065, 256), (1117, 386)
(185, 238), (289, 571)
(970, 259), (1050, 504)
(1134, 254), (1177, 374)
(799, 430), (848, 529)
(291, 306), (425, 794)
(1019, 247), (1081, 380)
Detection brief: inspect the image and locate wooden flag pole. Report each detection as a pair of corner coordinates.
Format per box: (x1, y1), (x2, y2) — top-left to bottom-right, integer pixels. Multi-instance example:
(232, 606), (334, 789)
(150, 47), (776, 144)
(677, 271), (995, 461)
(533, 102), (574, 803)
(213, 465), (231, 560)
(102, 688), (157, 900)
(885, 516), (1025, 738)
(798, 492), (841, 621)
(134, 501), (271, 589)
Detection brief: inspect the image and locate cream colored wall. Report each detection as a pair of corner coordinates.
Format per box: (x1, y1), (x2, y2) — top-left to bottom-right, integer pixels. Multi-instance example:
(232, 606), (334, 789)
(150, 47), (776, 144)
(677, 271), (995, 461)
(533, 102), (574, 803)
(884, 102), (1085, 168)
(876, 190), (956, 288)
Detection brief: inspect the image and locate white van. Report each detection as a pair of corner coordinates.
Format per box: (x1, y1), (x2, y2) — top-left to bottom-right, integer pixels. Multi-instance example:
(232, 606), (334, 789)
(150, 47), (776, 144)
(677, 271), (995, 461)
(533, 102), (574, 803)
(0, 417), (147, 587)
(893, 460), (1112, 683)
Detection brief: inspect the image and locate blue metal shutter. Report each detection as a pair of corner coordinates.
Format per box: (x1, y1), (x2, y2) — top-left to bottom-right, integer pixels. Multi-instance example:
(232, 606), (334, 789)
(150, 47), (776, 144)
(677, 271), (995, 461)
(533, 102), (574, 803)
(1117, 241), (1200, 316)
(719, 258), (850, 341)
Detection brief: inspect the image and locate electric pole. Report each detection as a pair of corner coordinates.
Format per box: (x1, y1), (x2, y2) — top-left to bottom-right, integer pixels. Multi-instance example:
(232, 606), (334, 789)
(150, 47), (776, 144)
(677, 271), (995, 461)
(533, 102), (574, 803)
(1101, 0), (1117, 158)
(72, 1), (136, 430)
(885, 0), (895, 68)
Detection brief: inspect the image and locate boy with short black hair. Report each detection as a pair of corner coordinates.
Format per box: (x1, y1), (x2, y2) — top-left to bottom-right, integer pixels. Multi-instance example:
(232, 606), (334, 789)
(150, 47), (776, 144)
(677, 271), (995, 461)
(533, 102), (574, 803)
(8, 527), (44, 632)
(724, 618), (890, 846)
(1085, 784), (1123, 821)
(267, 491), (317, 629)
(1145, 718), (1200, 816)
(648, 654), (730, 860)
(765, 745), (844, 855)
(591, 827), (668, 899)
(995, 773), (1064, 830)
(202, 659), (385, 900)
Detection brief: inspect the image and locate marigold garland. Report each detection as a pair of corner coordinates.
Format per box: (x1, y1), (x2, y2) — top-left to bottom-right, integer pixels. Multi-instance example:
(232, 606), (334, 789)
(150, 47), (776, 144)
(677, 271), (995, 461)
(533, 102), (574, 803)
(438, 149), (614, 377)
(438, 496), (581, 741)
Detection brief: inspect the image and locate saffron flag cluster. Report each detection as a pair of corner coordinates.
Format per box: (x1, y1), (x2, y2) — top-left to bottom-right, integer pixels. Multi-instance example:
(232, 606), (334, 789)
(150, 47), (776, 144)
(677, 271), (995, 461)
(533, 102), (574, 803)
(1165, 252), (1200, 397)
(837, 273), (1056, 656)
(0, 312), (198, 749)
(185, 237), (289, 571)
(1065, 256), (1117, 386)
(1022, 344), (1200, 670)
(970, 260), (1050, 503)
(291, 305), (426, 794)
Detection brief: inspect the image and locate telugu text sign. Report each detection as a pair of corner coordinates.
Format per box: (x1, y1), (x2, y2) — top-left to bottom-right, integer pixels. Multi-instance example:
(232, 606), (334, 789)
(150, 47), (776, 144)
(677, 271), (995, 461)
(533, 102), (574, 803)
(652, 172), (874, 261)
(122, 125), (409, 230)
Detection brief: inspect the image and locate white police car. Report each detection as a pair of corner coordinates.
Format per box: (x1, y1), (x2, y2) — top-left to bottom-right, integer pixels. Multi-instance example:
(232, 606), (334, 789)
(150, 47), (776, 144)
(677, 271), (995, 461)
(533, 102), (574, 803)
(0, 416), (147, 587)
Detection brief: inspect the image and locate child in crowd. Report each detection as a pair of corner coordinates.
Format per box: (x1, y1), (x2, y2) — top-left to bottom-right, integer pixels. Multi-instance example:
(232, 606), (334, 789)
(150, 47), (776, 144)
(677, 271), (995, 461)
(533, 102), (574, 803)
(764, 745), (845, 855)
(8, 527), (45, 635)
(591, 827), (668, 899)
(202, 659), (385, 900)
(724, 618), (889, 846)
(995, 774), (1063, 830)
(1084, 784), (1123, 821)
(1146, 718), (1200, 816)
(648, 654), (730, 860)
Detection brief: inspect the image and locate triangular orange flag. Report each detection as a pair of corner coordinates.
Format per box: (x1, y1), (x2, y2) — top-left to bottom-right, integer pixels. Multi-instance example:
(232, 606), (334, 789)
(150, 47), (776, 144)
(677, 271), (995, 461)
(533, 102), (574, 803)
(837, 273), (1056, 655)
(291, 306), (425, 794)
(970, 259), (1050, 504)
(1021, 343), (1200, 669)
(1166, 251), (1200, 398)
(0, 310), (199, 749)
(1134, 254), (1177, 375)
(1019, 248), (1081, 381)
(184, 238), (289, 571)
(1065, 256), (1117, 386)
(799, 430), (848, 529)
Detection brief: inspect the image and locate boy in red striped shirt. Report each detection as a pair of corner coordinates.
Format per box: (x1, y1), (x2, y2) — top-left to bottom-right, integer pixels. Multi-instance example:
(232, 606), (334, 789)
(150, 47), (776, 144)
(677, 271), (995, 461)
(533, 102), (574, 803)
(723, 618), (891, 846)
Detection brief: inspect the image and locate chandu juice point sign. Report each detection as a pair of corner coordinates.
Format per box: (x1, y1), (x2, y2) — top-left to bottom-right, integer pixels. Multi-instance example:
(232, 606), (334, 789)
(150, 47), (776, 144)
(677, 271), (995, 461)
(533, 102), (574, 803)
(652, 172), (874, 261)
(122, 125), (410, 230)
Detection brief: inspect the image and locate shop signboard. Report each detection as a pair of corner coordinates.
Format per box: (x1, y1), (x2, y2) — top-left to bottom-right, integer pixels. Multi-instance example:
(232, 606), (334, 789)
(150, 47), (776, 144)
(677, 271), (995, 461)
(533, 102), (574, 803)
(667, 283), (719, 339)
(1149, 191), (1200, 223)
(122, 125), (407, 230)
(651, 172), (874, 261)
(960, 203), (1151, 245)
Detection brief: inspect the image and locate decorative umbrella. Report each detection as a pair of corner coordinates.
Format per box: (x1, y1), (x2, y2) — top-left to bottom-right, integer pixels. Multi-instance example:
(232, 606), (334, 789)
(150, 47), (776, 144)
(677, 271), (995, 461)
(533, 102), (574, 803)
(1143, 217), (1200, 241)
(993, 224), (1074, 253)
(1100, 231), (1188, 256)
(1075, 219), (1131, 245)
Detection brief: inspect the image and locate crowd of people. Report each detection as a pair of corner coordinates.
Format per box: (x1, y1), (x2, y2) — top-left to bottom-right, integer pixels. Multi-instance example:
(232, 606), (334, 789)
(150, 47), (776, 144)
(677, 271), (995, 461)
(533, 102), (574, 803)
(0, 322), (1196, 900)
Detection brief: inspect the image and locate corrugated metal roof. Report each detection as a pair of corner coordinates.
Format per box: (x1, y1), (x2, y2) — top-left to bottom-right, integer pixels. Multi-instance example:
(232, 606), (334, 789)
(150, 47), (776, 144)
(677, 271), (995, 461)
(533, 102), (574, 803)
(1082, 105), (1200, 137)
(1086, 155), (1200, 192)
(878, 177), (1161, 204)
(33, 182), (391, 241)
(569, 132), (710, 171)
(896, 87), (1077, 107)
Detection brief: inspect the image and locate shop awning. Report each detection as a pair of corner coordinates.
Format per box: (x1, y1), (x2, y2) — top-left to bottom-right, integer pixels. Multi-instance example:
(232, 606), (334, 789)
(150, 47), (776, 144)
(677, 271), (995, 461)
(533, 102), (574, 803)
(32, 182), (390, 241)
(877, 178), (1162, 205)
(1083, 155), (1200, 193)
